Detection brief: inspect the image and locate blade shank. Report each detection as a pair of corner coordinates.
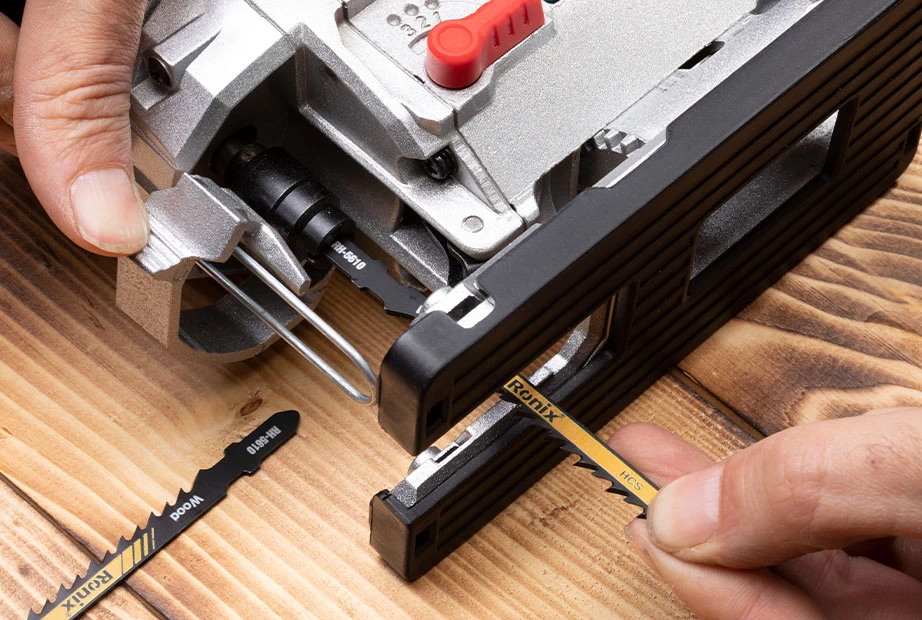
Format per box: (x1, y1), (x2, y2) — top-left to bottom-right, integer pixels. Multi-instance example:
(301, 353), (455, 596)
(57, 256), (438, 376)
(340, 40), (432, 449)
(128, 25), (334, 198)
(324, 239), (426, 319)
(29, 410), (300, 620)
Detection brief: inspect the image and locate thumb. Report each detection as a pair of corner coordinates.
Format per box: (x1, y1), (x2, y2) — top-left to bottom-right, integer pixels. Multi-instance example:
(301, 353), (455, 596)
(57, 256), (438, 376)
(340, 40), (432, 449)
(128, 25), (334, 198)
(645, 408), (922, 568)
(0, 14), (17, 155)
(14, 0), (148, 255)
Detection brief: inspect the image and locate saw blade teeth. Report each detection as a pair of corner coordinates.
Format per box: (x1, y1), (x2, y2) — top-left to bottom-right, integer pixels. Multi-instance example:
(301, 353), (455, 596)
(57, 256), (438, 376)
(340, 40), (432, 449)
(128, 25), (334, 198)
(100, 544), (123, 566)
(29, 601), (49, 620)
(590, 467), (615, 483)
(153, 501), (171, 519)
(506, 379), (654, 515)
(621, 493), (645, 508)
(545, 427), (567, 443)
(558, 443), (583, 458)
(155, 487), (196, 524)
(606, 486), (630, 499)
(112, 527), (145, 556)
(605, 484), (649, 512)
(540, 423), (647, 508)
(33, 504), (179, 618)
(25, 410), (299, 620)
(603, 482), (631, 497)
(37, 528), (141, 617)
(600, 477), (642, 506)
(32, 580), (67, 620)
(559, 439), (649, 510)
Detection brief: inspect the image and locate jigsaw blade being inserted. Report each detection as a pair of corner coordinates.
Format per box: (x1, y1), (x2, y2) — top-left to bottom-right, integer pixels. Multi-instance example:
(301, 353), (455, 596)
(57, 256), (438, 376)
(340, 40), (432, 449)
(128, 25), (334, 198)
(28, 410), (300, 620)
(502, 375), (658, 514)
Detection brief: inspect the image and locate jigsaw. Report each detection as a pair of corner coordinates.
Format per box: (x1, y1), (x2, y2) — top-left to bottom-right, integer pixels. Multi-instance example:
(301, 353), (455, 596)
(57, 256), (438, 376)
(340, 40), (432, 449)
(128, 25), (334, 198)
(120, 0), (922, 579)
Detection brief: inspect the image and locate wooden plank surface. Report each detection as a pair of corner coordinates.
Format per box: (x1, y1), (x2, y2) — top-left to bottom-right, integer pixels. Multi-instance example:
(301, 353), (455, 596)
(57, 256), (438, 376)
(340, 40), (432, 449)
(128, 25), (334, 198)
(681, 156), (922, 434)
(0, 154), (753, 619)
(5, 135), (922, 617)
(0, 475), (161, 620)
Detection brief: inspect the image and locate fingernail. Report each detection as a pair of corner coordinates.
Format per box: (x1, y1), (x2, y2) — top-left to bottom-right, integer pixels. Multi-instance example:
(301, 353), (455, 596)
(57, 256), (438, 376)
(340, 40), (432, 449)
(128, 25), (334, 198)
(70, 168), (149, 253)
(648, 463), (723, 552)
(624, 523), (636, 545)
(624, 520), (656, 572)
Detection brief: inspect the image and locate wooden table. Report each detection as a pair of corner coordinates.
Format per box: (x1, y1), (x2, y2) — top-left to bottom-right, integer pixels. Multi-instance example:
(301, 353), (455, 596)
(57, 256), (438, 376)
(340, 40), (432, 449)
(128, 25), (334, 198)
(2, 148), (921, 619)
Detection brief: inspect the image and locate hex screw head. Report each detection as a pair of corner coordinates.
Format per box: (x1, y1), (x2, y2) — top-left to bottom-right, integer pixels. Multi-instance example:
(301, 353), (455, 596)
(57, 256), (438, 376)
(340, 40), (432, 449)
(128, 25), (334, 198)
(423, 149), (457, 181)
(147, 55), (175, 89)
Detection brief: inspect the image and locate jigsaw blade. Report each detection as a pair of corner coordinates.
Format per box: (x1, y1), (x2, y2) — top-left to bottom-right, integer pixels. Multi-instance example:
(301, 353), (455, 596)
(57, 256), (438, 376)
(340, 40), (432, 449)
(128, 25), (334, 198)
(502, 376), (658, 514)
(28, 410), (300, 620)
(324, 239), (427, 320)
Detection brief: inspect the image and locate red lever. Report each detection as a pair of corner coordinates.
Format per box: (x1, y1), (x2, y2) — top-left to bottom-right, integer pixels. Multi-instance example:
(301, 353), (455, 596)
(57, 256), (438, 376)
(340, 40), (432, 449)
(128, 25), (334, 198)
(426, 0), (545, 89)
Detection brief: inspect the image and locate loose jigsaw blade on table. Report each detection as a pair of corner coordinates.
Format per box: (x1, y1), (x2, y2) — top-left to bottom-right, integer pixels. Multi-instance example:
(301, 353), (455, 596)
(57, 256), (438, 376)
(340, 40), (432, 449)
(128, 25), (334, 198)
(28, 410), (300, 620)
(502, 376), (658, 515)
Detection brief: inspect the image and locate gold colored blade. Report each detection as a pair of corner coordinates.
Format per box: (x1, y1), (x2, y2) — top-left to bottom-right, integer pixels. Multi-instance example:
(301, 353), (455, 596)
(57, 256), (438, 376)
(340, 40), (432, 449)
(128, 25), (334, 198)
(503, 375), (658, 509)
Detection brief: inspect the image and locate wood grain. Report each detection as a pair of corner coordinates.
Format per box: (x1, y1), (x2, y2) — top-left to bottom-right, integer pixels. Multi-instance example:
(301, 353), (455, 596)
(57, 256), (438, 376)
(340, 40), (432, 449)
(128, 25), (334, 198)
(0, 476), (160, 619)
(681, 156), (922, 434)
(0, 155), (755, 618)
(6, 130), (922, 617)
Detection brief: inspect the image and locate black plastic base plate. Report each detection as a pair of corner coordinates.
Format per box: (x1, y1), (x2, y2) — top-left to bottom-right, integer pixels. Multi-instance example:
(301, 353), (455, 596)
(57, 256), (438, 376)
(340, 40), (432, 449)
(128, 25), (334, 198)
(372, 0), (922, 581)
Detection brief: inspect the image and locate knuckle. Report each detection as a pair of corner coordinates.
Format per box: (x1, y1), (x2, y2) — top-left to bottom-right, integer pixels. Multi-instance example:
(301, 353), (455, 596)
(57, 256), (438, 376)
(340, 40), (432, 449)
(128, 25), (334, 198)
(851, 423), (922, 492)
(30, 58), (131, 114)
(25, 59), (131, 151)
(812, 550), (853, 593)
(23, 21), (136, 125)
(11, 2), (143, 162)
(736, 586), (778, 620)
(758, 432), (830, 535)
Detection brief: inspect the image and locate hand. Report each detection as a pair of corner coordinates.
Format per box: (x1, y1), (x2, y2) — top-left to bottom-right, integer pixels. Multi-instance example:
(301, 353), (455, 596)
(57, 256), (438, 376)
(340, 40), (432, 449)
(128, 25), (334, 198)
(610, 409), (922, 619)
(1, 1), (149, 256)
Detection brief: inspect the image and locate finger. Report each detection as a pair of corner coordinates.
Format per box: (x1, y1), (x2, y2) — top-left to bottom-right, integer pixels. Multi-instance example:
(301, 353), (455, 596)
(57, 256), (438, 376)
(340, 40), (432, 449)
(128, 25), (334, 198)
(15, 0), (148, 255)
(844, 536), (922, 581)
(607, 422), (715, 486)
(613, 426), (826, 618)
(776, 549), (922, 619)
(644, 409), (922, 568)
(0, 13), (17, 155)
(611, 426), (919, 619)
(865, 407), (921, 417)
(625, 520), (824, 620)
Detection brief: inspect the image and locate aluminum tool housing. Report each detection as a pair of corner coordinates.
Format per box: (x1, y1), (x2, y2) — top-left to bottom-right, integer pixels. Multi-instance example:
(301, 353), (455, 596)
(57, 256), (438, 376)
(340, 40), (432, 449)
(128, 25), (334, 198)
(123, 0), (771, 361)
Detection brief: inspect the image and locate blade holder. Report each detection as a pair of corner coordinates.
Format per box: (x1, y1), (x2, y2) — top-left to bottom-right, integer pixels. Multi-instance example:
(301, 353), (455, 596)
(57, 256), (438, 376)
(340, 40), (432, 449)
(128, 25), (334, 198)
(217, 140), (427, 320)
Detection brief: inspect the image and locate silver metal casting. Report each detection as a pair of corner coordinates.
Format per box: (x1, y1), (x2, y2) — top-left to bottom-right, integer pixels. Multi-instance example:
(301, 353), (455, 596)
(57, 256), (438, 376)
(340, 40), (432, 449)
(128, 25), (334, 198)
(120, 0), (823, 400)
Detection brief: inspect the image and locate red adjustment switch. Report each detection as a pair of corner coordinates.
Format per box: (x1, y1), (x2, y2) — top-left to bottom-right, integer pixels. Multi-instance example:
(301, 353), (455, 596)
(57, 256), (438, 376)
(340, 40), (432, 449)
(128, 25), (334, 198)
(426, 0), (545, 89)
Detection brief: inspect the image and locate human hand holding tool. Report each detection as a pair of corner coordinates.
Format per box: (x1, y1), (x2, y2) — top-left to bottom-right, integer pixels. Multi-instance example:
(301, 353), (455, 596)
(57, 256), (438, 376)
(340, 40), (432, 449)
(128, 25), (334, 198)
(610, 409), (922, 619)
(1, 0), (149, 255)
